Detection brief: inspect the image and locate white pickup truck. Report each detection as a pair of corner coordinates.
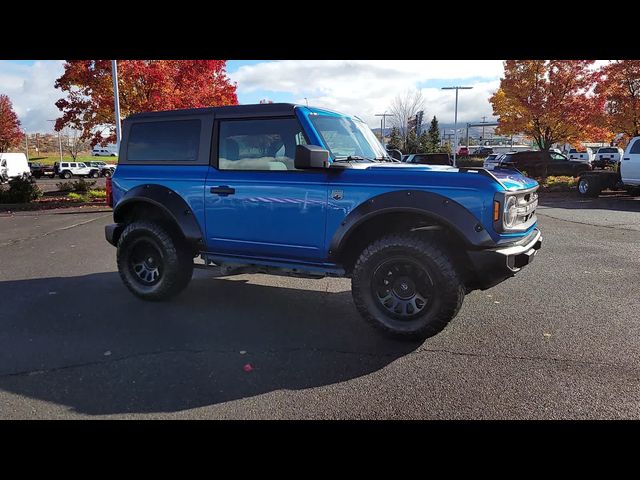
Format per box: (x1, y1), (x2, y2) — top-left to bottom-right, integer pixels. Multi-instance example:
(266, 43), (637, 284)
(568, 147), (594, 163)
(577, 137), (640, 197)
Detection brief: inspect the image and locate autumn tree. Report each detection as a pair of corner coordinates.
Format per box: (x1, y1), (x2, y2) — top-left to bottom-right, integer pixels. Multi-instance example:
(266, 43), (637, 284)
(389, 89), (425, 152)
(0, 95), (24, 153)
(54, 60), (238, 146)
(490, 60), (606, 177)
(595, 60), (640, 146)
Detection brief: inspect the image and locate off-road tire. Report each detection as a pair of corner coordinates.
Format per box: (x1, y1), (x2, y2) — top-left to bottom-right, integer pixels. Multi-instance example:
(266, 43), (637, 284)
(117, 221), (193, 301)
(351, 232), (465, 340)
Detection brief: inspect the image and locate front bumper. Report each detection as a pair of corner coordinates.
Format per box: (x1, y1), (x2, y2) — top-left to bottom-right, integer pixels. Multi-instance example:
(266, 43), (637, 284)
(467, 229), (542, 290)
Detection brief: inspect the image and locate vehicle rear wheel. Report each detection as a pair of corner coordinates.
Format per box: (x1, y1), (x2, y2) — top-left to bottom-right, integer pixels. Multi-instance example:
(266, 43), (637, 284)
(117, 221), (193, 301)
(62, 171), (71, 179)
(103, 170), (112, 178)
(578, 176), (601, 197)
(351, 232), (465, 340)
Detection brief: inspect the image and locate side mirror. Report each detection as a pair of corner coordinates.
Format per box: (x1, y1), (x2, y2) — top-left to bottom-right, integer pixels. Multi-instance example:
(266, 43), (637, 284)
(295, 144), (329, 169)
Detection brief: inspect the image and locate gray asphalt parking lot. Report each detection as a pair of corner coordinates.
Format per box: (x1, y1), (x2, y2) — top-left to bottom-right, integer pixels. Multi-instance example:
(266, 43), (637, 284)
(0, 193), (639, 419)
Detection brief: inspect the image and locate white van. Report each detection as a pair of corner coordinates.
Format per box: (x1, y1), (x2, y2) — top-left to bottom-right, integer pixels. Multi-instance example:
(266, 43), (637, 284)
(0, 153), (31, 180)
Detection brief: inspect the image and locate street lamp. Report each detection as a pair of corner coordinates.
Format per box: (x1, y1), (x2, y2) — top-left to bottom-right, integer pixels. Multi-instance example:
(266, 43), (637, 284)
(112, 60), (122, 149)
(441, 86), (473, 166)
(375, 112), (393, 144)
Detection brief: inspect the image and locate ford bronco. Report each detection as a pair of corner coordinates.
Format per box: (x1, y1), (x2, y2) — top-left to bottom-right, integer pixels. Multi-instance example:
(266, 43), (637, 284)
(105, 103), (542, 340)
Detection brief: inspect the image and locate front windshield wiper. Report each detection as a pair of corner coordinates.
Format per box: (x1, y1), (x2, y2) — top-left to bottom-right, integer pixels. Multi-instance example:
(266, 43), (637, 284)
(375, 156), (400, 163)
(333, 155), (377, 163)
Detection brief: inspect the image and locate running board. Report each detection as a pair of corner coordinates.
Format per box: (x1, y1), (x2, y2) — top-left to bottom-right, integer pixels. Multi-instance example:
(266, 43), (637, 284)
(196, 254), (346, 279)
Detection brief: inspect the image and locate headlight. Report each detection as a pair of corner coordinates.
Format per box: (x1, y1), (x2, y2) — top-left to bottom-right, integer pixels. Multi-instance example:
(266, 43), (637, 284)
(503, 195), (518, 228)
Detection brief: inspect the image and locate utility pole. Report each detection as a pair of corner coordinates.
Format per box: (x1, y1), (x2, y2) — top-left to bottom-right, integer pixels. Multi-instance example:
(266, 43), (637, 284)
(375, 113), (393, 144)
(25, 133), (29, 160)
(481, 115), (487, 142)
(112, 60), (122, 149)
(441, 86), (473, 166)
(47, 120), (63, 161)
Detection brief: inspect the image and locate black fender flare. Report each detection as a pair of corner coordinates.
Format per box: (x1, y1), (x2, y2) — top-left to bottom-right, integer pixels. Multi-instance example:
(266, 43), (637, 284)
(113, 184), (204, 249)
(328, 190), (494, 262)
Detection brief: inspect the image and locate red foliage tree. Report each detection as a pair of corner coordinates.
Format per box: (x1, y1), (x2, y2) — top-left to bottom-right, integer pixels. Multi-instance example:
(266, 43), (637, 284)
(54, 60), (238, 146)
(594, 60), (640, 146)
(490, 60), (608, 177)
(0, 94), (25, 153)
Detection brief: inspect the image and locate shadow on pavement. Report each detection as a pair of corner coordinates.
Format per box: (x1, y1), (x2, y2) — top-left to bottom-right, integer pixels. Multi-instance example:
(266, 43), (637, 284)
(539, 191), (640, 213)
(0, 271), (418, 415)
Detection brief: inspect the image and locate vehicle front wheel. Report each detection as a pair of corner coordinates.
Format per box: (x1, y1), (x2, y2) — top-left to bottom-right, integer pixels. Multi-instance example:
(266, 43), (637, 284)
(577, 176), (600, 197)
(351, 233), (465, 340)
(117, 221), (193, 301)
(90, 171), (99, 178)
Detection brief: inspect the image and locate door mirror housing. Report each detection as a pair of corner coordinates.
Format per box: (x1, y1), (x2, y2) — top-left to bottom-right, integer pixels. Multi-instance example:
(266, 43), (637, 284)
(294, 145), (329, 169)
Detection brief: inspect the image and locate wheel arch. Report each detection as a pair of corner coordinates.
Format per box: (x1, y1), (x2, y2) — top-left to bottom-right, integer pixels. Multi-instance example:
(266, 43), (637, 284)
(329, 190), (494, 277)
(112, 184), (204, 252)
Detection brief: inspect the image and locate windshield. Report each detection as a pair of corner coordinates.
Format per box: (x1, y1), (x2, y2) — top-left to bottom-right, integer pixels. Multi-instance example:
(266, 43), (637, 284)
(309, 114), (388, 160)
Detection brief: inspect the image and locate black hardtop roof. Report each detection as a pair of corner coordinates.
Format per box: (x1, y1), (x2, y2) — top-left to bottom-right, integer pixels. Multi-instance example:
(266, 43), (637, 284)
(126, 102), (298, 120)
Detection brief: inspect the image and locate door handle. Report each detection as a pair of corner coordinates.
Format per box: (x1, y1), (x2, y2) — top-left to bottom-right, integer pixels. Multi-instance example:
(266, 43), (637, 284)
(623, 157), (630, 161)
(210, 185), (235, 196)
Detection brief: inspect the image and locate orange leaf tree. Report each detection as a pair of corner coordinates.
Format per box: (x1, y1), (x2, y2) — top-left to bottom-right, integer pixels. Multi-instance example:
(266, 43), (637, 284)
(594, 60), (640, 146)
(54, 60), (238, 146)
(0, 94), (24, 153)
(490, 60), (608, 177)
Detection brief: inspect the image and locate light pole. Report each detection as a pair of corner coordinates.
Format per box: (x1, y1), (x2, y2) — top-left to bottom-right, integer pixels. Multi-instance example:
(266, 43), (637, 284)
(375, 112), (393, 144)
(442, 86), (473, 166)
(47, 120), (63, 161)
(112, 60), (122, 149)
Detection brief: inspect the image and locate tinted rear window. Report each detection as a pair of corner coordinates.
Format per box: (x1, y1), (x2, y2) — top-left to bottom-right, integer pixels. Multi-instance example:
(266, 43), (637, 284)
(128, 120), (201, 162)
(598, 148), (617, 153)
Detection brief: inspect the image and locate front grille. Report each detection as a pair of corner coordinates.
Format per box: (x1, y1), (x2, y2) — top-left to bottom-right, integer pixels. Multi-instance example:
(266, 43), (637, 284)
(514, 189), (538, 226)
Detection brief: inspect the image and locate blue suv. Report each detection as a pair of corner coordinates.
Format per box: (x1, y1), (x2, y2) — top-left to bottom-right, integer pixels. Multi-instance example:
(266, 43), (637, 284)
(105, 103), (542, 340)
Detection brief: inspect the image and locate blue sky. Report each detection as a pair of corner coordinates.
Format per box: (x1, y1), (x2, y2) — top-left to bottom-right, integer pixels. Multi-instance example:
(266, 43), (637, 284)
(0, 59), (508, 132)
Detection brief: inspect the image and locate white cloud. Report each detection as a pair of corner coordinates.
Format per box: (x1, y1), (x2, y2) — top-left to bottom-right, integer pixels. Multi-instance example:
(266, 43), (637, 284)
(0, 60), (65, 132)
(230, 60), (504, 127)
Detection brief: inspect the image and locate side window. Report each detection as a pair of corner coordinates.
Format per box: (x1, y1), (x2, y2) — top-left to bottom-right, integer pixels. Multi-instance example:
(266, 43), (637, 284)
(551, 153), (566, 161)
(629, 139), (640, 154)
(61, 163), (68, 168)
(218, 117), (307, 171)
(128, 120), (201, 162)
(70, 163), (77, 168)
(78, 163), (86, 168)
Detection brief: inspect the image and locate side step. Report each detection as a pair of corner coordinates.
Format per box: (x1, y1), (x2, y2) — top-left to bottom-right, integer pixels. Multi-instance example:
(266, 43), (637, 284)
(195, 254), (346, 279)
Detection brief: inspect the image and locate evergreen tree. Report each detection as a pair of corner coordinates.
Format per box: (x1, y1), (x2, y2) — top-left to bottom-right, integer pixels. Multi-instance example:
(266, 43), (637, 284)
(418, 131), (431, 153)
(387, 127), (402, 151)
(427, 116), (441, 152)
(405, 130), (420, 153)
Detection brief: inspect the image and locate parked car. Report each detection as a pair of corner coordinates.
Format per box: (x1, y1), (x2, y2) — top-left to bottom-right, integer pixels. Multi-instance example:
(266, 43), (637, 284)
(578, 137), (640, 197)
(402, 153), (452, 166)
(457, 146), (469, 156)
(593, 147), (623, 169)
(28, 162), (56, 179)
(0, 162), (7, 183)
(567, 148), (594, 163)
(104, 103), (542, 341)
(92, 147), (117, 157)
(54, 161), (100, 179)
(495, 150), (592, 177)
(84, 161), (117, 177)
(0, 153), (31, 180)
(471, 147), (494, 157)
(482, 153), (503, 170)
